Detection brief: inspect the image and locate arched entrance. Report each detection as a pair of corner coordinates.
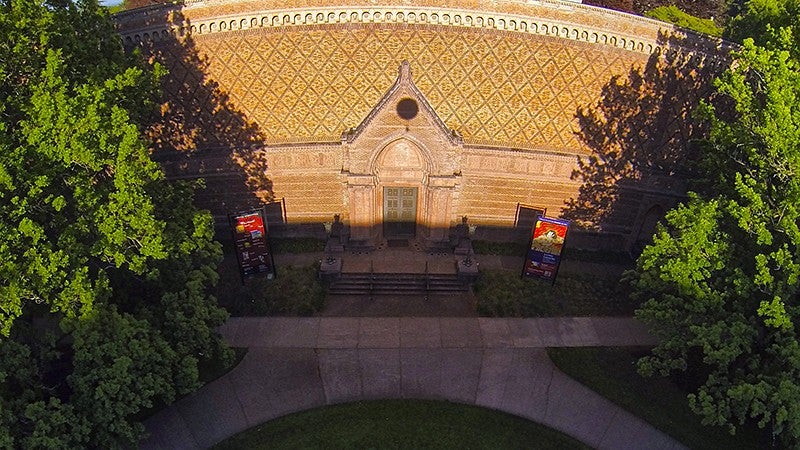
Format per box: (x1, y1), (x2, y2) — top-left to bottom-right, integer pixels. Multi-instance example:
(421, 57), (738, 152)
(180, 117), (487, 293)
(374, 139), (427, 241)
(341, 63), (462, 249)
(346, 137), (457, 248)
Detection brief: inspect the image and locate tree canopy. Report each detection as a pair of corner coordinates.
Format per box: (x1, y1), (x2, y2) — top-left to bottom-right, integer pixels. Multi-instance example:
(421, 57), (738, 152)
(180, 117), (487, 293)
(630, 1), (800, 445)
(0, 0), (230, 447)
(725, 0), (800, 46)
(645, 5), (723, 36)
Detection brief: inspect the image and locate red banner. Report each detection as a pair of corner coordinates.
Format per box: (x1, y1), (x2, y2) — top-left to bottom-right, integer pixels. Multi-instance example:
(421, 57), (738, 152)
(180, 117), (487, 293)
(230, 209), (275, 280)
(522, 217), (569, 283)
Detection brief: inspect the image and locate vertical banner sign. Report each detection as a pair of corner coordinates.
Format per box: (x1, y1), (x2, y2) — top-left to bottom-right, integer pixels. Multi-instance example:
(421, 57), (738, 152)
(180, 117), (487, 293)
(522, 217), (570, 284)
(230, 208), (275, 281)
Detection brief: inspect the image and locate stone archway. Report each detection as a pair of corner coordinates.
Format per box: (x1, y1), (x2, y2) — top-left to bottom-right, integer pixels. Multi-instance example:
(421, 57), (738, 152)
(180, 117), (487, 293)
(374, 139), (428, 240)
(346, 137), (455, 247)
(341, 63), (463, 249)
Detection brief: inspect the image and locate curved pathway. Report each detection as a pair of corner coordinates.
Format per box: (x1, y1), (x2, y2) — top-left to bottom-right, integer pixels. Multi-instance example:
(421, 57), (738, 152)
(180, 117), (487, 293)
(141, 317), (684, 450)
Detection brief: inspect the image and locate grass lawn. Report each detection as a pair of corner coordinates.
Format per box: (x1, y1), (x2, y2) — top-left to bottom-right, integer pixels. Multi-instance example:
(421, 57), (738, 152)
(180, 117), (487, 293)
(547, 347), (769, 449)
(212, 399), (590, 449)
(474, 269), (637, 316)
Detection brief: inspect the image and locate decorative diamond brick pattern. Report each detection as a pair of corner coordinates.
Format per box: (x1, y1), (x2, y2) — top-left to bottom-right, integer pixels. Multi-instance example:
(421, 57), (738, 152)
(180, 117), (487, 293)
(149, 24), (641, 152)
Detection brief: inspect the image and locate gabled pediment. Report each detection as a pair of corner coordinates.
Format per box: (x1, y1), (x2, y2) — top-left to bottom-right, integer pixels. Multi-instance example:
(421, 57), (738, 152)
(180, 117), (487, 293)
(342, 61), (462, 146)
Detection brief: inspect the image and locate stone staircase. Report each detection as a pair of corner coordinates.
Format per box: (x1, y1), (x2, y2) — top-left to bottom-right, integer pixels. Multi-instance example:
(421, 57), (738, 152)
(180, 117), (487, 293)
(327, 272), (469, 296)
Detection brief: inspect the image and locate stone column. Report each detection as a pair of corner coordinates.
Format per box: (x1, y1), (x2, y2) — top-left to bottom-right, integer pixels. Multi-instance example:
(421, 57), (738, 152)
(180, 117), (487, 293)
(346, 174), (377, 243)
(423, 176), (458, 246)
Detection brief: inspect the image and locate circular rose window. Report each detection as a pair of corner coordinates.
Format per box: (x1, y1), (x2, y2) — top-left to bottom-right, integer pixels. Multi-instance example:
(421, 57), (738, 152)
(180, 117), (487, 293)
(396, 98), (419, 120)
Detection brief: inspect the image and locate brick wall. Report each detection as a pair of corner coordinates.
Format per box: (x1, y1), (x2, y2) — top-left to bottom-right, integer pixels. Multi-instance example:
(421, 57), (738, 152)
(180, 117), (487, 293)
(118, 0), (728, 243)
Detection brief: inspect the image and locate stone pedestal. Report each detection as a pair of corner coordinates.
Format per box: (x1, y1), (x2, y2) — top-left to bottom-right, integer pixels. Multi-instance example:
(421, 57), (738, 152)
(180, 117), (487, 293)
(319, 255), (342, 282)
(457, 256), (479, 283)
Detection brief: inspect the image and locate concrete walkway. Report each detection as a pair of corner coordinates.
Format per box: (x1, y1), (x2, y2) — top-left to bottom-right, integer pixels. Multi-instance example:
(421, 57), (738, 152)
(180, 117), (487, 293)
(141, 317), (685, 450)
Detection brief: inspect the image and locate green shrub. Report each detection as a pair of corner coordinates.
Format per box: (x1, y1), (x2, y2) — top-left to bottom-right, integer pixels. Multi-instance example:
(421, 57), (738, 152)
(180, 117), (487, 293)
(645, 6), (722, 37)
(271, 237), (326, 254)
(216, 262), (326, 316)
(198, 347), (247, 384)
(472, 240), (528, 256)
(472, 240), (633, 265)
(562, 248), (633, 265)
(107, 4), (125, 14)
(474, 270), (636, 317)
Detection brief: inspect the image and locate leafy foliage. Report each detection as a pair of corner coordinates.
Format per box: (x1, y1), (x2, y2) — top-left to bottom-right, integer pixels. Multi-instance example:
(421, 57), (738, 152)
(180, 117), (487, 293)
(548, 347), (768, 448)
(270, 237), (326, 254)
(586, 0), (728, 21)
(635, 0), (728, 20)
(645, 6), (723, 36)
(725, 0), (800, 46)
(475, 270), (635, 317)
(68, 307), (192, 448)
(0, 0), (231, 447)
(216, 261), (325, 316)
(630, 16), (800, 445)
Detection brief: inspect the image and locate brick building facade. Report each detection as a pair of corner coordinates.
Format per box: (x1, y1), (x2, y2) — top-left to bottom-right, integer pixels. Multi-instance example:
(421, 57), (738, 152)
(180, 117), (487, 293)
(116, 0), (730, 250)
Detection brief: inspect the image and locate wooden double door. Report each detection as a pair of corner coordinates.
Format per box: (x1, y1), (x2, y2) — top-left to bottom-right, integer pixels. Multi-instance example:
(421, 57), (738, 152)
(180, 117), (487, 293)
(383, 187), (417, 238)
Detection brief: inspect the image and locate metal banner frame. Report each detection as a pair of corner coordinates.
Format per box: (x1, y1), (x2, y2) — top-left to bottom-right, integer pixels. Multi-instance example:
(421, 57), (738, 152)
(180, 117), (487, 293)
(229, 207), (276, 283)
(522, 216), (570, 284)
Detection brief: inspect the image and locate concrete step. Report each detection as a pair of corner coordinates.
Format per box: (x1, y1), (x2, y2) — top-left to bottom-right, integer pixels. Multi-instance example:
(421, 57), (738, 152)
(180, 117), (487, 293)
(328, 272), (469, 295)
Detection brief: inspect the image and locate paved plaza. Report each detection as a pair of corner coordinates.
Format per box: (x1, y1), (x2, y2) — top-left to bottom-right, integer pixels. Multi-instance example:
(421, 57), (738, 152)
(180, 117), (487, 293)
(141, 316), (684, 450)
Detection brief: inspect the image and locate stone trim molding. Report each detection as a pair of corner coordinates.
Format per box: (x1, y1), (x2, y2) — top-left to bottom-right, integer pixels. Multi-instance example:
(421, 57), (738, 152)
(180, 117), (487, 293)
(117, 1), (733, 59)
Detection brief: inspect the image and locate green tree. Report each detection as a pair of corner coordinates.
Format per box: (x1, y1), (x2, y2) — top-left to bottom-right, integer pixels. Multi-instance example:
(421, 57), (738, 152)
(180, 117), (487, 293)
(630, 28), (800, 446)
(645, 6), (723, 36)
(0, 0), (165, 334)
(68, 306), (198, 448)
(0, 0), (230, 447)
(725, 0), (799, 47)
